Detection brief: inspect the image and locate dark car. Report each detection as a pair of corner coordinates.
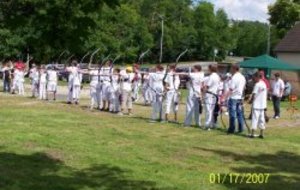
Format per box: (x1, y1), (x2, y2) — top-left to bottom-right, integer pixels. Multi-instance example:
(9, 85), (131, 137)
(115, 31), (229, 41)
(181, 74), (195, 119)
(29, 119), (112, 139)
(176, 67), (189, 89)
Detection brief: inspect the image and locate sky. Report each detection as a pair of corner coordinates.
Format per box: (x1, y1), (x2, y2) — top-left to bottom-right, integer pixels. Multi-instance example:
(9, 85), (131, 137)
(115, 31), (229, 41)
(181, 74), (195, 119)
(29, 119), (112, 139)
(206, 0), (276, 23)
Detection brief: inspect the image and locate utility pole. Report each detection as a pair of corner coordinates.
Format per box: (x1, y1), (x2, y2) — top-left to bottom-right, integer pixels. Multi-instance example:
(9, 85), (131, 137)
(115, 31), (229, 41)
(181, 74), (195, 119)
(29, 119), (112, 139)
(159, 15), (164, 64)
(267, 23), (271, 55)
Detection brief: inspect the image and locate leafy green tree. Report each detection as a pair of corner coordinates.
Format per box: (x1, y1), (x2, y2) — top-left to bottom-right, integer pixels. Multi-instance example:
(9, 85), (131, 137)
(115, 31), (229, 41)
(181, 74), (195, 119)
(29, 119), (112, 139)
(269, 0), (300, 38)
(231, 21), (268, 57)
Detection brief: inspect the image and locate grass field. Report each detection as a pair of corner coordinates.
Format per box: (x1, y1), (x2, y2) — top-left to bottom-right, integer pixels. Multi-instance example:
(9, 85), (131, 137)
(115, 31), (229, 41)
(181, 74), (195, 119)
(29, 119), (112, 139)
(0, 93), (299, 190)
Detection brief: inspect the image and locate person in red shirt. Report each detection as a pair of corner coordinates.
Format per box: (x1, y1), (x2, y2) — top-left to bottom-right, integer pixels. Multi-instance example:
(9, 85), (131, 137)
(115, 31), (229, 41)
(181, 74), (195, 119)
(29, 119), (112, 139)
(259, 70), (270, 90)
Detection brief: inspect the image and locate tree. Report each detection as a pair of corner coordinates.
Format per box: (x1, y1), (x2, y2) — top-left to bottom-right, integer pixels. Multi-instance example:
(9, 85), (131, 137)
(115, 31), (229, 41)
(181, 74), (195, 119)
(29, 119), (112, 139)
(269, 0), (300, 38)
(0, 0), (118, 61)
(231, 21), (268, 57)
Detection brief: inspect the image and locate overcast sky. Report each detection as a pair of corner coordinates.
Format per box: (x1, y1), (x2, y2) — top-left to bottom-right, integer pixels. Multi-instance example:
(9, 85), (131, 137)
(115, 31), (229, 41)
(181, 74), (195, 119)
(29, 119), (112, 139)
(206, 0), (276, 22)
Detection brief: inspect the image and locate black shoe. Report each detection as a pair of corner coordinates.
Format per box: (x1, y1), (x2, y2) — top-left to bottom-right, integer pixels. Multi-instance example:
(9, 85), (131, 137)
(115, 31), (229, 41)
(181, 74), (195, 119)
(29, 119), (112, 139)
(67, 102), (72, 104)
(249, 135), (255, 138)
(259, 135), (264, 139)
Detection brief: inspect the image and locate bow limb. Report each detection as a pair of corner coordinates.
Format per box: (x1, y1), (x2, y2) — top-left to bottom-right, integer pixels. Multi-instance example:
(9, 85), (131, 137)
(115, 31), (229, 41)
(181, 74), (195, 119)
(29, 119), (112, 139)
(80, 51), (90, 64)
(138, 49), (150, 64)
(66, 54), (75, 64)
(101, 54), (111, 65)
(176, 49), (188, 66)
(57, 50), (68, 61)
(88, 48), (101, 69)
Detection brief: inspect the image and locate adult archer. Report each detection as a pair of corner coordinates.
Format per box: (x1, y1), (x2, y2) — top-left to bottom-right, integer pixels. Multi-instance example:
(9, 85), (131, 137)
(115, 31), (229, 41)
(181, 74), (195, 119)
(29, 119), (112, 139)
(223, 64), (247, 134)
(163, 49), (188, 123)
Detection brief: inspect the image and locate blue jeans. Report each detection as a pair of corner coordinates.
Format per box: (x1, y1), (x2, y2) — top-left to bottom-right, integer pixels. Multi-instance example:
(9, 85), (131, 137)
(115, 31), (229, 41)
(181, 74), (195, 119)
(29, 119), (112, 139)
(228, 99), (244, 133)
(3, 80), (11, 93)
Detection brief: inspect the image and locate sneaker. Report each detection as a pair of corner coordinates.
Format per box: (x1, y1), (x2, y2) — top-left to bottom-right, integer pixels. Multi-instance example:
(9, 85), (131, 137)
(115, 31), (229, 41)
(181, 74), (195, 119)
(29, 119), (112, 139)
(149, 120), (158, 123)
(274, 116), (280, 119)
(128, 113), (133, 116)
(249, 135), (255, 138)
(117, 112), (124, 116)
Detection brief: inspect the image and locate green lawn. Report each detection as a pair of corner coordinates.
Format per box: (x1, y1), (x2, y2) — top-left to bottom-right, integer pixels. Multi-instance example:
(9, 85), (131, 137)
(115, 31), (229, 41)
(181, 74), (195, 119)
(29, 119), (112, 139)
(0, 95), (299, 190)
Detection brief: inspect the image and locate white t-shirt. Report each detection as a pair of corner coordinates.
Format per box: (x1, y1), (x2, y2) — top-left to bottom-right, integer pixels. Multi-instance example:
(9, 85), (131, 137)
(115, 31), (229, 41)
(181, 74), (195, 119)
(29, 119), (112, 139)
(30, 68), (39, 82)
(121, 72), (134, 92)
(149, 72), (164, 93)
(165, 72), (180, 91)
(66, 66), (78, 83)
(90, 70), (99, 86)
(271, 78), (285, 97)
(100, 67), (112, 82)
(252, 80), (267, 110)
(40, 71), (47, 83)
(229, 72), (246, 99)
(47, 70), (57, 83)
(188, 72), (204, 97)
(206, 72), (220, 94)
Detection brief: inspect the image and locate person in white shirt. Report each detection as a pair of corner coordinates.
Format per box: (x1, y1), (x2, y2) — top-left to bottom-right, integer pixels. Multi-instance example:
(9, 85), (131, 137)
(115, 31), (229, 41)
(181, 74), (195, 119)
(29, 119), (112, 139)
(100, 60), (113, 111)
(184, 65), (205, 127)
(225, 65), (246, 134)
(66, 61), (79, 104)
(203, 65), (221, 130)
(39, 65), (47, 100)
(271, 73), (285, 119)
(29, 64), (39, 98)
(119, 67), (135, 115)
(109, 68), (121, 113)
(132, 64), (142, 102)
(164, 65), (181, 122)
(142, 73), (152, 105)
(89, 67), (100, 110)
(149, 65), (165, 122)
(248, 72), (267, 138)
(46, 66), (58, 101)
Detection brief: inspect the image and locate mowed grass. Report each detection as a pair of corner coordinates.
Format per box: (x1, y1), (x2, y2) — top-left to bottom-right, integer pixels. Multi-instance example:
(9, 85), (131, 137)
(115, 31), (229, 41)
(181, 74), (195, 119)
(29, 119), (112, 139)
(0, 95), (299, 190)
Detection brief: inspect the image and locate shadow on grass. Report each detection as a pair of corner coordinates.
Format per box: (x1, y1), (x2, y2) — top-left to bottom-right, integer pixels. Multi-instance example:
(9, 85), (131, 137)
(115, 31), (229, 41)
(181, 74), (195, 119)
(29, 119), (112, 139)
(195, 147), (300, 190)
(0, 151), (174, 190)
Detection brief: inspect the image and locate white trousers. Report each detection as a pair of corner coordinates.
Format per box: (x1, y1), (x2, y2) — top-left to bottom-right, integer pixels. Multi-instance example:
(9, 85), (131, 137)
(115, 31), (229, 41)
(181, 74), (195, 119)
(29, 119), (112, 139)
(101, 82), (110, 101)
(151, 93), (163, 120)
(97, 83), (103, 109)
(67, 83), (73, 102)
(90, 84), (99, 109)
(164, 91), (179, 114)
(39, 83), (47, 100)
(143, 86), (153, 104)
(205, 93), (217, 127)
(184, 95), (201, 126)
(72, 85), (81, 101)
(31, 81), (39, 96)
(132, 83), (140, 100)
(17, 81), (25, 95)
(251, 109), (266, 130)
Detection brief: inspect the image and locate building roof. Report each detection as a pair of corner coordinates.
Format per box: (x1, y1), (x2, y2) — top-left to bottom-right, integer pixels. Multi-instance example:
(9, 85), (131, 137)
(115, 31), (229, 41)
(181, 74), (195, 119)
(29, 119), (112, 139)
(274, 22), (300, 53)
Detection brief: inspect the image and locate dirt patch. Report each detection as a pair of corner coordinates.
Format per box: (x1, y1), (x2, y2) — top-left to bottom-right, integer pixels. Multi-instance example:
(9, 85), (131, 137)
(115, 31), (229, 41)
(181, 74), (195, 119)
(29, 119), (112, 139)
(45, 149), (65, 162)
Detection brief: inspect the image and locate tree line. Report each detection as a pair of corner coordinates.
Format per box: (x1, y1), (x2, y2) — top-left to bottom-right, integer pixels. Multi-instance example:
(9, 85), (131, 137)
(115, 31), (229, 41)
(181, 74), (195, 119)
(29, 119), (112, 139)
(0, 0), (299, 64)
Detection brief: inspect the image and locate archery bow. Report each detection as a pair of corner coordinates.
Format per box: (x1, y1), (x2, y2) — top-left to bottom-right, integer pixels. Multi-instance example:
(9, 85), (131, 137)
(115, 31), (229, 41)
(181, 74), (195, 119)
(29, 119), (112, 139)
(159, 49), (189, 121)
(138, 49), (150, 64)
(66, 54), (75, 65)
(88, 48), (101, 69)
(80, 51), (91, 64)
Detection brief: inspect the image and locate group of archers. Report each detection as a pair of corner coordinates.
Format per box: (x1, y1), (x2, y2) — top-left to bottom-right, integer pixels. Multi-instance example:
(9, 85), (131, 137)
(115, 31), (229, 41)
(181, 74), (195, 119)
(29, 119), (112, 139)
(1, 55), (290, 139)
